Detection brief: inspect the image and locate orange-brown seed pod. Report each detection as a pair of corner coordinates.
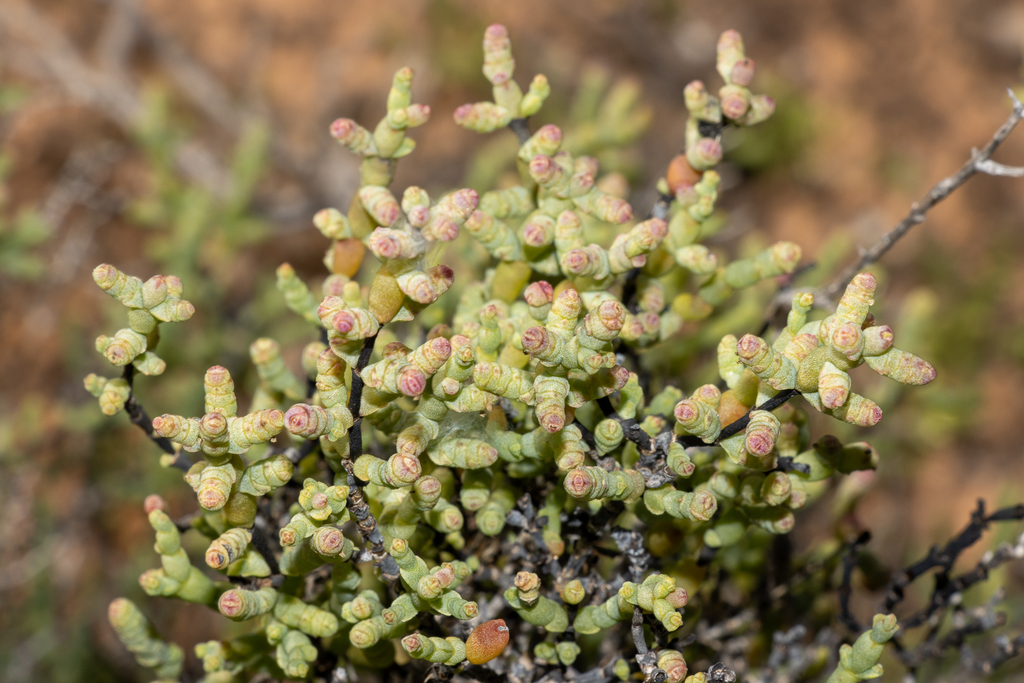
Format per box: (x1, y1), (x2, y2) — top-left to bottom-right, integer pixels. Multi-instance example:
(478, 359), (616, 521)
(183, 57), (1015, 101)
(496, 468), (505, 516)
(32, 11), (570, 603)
(716, 390), (750, 427)
(329, 238), (366, 278)
(465, 619), (510, 665)
(665, 154), (702, 195)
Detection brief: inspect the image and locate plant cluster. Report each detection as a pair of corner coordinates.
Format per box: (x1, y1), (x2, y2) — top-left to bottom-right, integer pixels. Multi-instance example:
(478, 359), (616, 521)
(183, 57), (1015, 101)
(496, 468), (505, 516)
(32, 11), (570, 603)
(88, 24), (1024, 683)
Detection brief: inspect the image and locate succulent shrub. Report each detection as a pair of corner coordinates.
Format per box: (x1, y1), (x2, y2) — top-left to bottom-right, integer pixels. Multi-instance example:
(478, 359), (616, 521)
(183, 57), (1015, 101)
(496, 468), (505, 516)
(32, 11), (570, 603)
(88, 23), (1023, 683)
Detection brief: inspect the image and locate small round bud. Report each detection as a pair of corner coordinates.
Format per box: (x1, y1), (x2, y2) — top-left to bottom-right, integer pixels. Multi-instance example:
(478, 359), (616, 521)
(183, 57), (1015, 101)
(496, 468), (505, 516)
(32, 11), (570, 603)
(563, 468), (594, 500)
(687, 138), (723, 171)
(730, 58), (755, 86)
(312, 526), (346, 556)
(561, 579), (586, 605)
(397, 368), (427, 397)
(524, 281), (554, 307)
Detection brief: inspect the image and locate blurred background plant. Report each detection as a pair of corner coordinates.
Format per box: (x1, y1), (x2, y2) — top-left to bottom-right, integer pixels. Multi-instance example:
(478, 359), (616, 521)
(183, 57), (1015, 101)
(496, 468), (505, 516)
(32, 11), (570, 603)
(1, 1), (1024, 682)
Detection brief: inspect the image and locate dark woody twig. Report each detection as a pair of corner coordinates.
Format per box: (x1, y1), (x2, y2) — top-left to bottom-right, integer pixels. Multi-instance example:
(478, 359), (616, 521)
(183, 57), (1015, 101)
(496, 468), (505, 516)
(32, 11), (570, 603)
(340, 334), (400, 582)
(632, 606), (667, 683)
(821, 89), (1024, 304)
(121, 364), (190, 471)
(838, 531), (871, 633)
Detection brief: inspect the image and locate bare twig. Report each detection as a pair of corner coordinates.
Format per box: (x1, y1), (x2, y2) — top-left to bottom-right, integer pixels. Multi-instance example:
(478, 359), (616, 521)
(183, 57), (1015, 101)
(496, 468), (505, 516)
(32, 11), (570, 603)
(882, 501), (1024, 616)
(821, 89), (1024, 303)
(838, 532), (871, 633)
(632, 606), (667, 683)
(338, 335), (399, 582)
(121, 365), (190, 471)
(248, 524), (281, 576)
(509, 118), (532, 145)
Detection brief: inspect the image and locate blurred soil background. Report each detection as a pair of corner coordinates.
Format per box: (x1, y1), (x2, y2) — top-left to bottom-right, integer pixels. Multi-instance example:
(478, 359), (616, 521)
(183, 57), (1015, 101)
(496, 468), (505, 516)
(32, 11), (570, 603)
(2, 0), (1024, 680)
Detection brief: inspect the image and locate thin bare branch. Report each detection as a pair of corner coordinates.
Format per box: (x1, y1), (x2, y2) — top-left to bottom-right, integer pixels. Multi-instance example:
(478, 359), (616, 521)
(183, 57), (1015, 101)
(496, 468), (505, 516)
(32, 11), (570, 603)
(821, 89), (1024, 302)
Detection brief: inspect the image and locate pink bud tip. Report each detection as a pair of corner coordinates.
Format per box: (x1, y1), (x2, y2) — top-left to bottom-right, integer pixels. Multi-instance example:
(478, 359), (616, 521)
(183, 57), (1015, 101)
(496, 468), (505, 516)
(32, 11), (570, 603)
(524, 281), (554, 306)
(206, 366), (230, 383)
(691, 490), (718, 520)
(852, 272), (876, 290)
(674, 400), (697, 423)
(369, 231), (401, 259)
(314, 527), (345, 554)
(333, 310), (355, 334)
(200, 412), (228, 435)
(393, 454), (422, 482)
(417, 476), (442, 496)
(562, 249), (590, 273)
(430, 336), (452, 358)
(731, 58), (755, 86)
(198, 489), (227, 510)
(523, 222), (548, 247)
(564, 469), (594, 498)
(684, 80), (707, 97)
(718, 29), (742, 49)
(721, 94), (748, 121)
(692, 138), (723, 165)
(93, 264), (117, 287)
(746, 429), (775, 457)
(453, 104), (473, 125)
(143, 495), (165, 514)
(521, 327), (548, 354)
(607, 199), (633, 224)
(874, 325), (894, 347)
(736, 334), (764, 360)
(285, 405), (315, 434)
(820, 386), (848, 411)
(485, 24), (508, 39)
(558, 288), (581, 306)
(529, 155), (557, 181)
(597, 301), (625, 329)
(218, 591), (243, 617)
(432, 218), (459, 242)
(397, 368), (427, 397)
(665, 587), (688, 608)
(452, 188), (479, 214)
(409, 206), (430, 227)
(832, 323), (863, 353)
(540, 411), (565, 433)
(648, 218), (668, 239)
(694, 384), (720, 402)
(918, 362), (937, 385)
(378, 205), (399, 227)
(623, 318), (645, 338)
(430, 264), (455, 288)
(573, 173), (595, 193)
(609, 365), (630, 390)
(538, 124), (562, 143)
(311, 492), (329, 509)
(330, 118), (355, 141)
(858, 405), (883, 427)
